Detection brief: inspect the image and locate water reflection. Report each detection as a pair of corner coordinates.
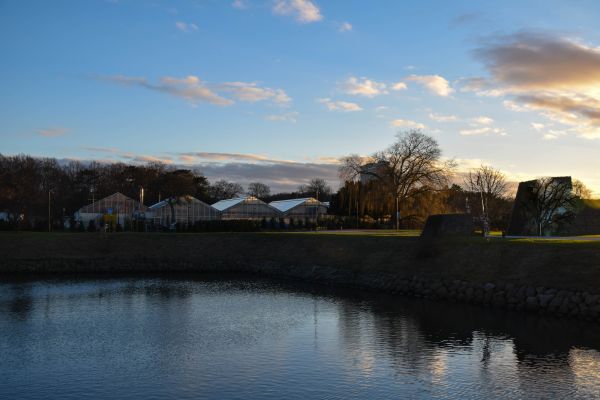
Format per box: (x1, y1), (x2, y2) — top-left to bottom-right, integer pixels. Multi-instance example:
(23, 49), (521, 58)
(0, 276), (599, 399)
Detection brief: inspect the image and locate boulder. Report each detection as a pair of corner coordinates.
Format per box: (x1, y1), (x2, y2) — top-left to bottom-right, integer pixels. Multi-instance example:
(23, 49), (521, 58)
(420, 214), (474, 238)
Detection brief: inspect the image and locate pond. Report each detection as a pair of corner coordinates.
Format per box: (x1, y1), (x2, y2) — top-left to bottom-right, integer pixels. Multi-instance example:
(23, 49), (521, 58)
(1, 276), (599, 399)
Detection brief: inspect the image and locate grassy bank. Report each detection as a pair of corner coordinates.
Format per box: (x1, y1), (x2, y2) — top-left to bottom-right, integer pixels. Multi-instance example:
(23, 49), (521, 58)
(1, 231), (599, 293)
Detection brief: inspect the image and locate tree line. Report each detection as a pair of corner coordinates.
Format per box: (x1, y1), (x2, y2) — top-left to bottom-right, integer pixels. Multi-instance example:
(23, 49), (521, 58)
(0, 154), (333, 230)
(333, 130), (591, 231)
(1, 130), (592, 232)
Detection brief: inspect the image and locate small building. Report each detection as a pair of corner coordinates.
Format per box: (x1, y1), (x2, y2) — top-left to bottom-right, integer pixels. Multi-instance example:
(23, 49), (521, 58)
(269, 197), (328, 220)
(212, 196), (280, 220)
(75, 192), (147, 226)
(147, 196), (220, 227)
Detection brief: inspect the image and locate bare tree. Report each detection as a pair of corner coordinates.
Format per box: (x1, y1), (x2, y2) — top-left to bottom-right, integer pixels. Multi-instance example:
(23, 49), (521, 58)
(339, 154), (368, 182)
(464, 165), (508, 199)
(247, 182), (271, 199)
(529, 177), (577, 236)
(209, 180), (244, 201)
(298, 178), (332, 200)
(464, 165), (508, 234)
(572, 179), (592, 199)
(340, 130), (454, 229)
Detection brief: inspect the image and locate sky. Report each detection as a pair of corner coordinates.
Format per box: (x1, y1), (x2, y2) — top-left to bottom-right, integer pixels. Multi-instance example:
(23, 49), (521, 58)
(1, 0), (600, 195)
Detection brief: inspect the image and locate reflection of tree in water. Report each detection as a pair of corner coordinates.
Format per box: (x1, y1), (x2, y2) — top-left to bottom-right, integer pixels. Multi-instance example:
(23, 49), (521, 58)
(334, 293), (459, 380)
(3, 277), (600, 397)
(327, 287), (600, 395)
(1, 282), (34, 321)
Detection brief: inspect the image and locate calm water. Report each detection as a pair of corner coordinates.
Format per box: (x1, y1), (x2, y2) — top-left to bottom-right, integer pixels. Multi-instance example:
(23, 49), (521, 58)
(1, 277), (600, 400)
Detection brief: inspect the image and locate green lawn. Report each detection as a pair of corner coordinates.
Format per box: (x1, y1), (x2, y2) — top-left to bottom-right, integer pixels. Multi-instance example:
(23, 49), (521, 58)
(2, 230), (600, 244)
(280, 229), (422, 237)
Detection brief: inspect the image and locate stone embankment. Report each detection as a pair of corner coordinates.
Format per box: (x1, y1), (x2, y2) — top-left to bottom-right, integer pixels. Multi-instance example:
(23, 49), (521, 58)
(2, 232), (600, 323)
(386, 277), (600, 322)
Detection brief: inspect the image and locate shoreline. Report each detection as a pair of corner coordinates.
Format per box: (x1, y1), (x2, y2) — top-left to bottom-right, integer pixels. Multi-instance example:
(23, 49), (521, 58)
(1, 232), (600, 323)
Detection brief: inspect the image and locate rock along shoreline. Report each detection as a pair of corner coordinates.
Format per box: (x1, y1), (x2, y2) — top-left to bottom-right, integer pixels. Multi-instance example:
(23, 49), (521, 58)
(1, 232), (600, 323)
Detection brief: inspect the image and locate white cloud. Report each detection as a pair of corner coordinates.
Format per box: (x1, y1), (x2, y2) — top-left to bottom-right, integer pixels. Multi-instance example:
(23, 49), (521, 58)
(149, 75), (233, 105)
(339, 21), (352, 32)
(101, 75), (291, 107)
(459, 127), (506, 136)
(458, 77), (507, 97)
(178, 152), (273, 163)
(81, 146), (120, 154)
(429, 113), (458, 122)
(472, 116), (493, 125)
(531, 122), (545, 131)
(390, 119), (426, 129)
(340, 76), (387, 97)
(453, 158), (487, 171)
(179, 154), (197, 163)
(318, 98), (362, 112)
(129, 155), (174, 164)
(265, 111), (299, 122)
(175, 21), (198, 32)
(503, 99), (527, 112)
(472, 32), (600, 139)
(220, 82), (292, 105)
(541, 128), (572, 140)
(406, 74), (453, 96)
(459, 127), (489, 136)
(391, 81), (407, 91)
(73, 148), (344, 193)
(273, 0), (322, 23)
(37, 127), (68, 137)
(459, 115), (504, 136)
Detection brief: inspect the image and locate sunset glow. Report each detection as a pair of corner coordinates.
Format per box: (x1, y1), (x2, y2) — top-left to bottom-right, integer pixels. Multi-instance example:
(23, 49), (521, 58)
(1, 1), (599, 194)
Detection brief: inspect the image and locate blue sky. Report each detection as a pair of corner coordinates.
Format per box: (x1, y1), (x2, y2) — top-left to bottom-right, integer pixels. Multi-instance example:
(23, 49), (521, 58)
(2, 0), (600, 194)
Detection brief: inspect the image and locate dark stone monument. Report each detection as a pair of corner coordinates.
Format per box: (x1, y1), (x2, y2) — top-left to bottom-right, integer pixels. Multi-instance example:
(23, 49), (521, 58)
(506, 176), (572, 236)
(420, 214), (474, 238)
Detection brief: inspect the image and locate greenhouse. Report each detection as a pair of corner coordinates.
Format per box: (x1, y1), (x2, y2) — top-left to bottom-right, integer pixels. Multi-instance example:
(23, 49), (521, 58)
(75, 192), (147, 226)
(148, 196), (220, 227)
(269, 197), (328, 220)
(212, 196), (280, 220)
